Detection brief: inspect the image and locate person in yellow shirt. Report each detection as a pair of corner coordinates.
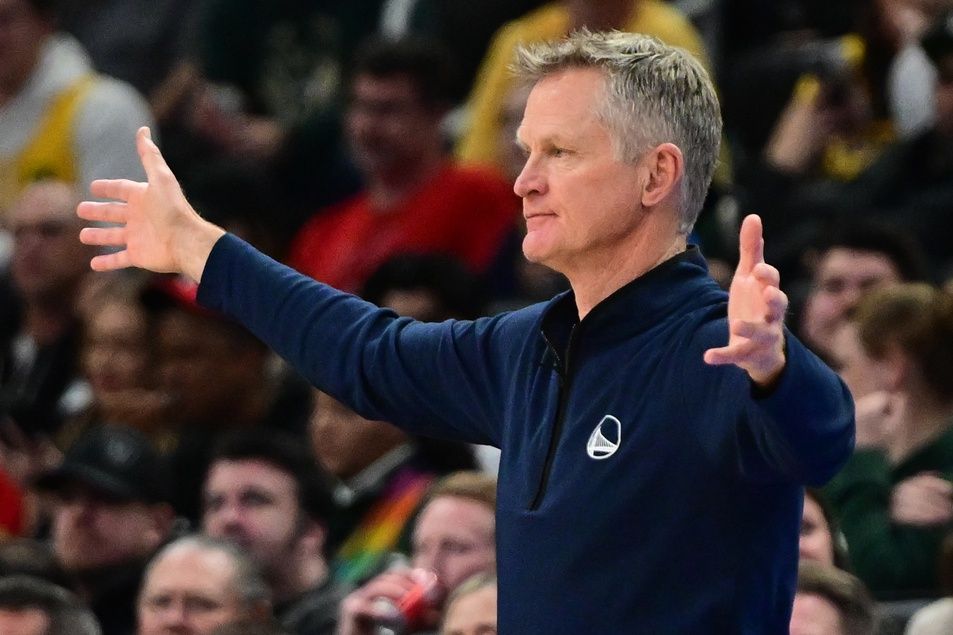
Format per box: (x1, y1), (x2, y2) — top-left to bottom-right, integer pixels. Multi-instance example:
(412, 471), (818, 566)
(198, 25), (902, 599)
(456, 0), (710, 170)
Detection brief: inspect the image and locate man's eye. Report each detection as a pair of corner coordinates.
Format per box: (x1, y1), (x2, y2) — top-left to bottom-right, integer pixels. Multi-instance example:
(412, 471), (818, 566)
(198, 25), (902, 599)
(820, 279), (845, 294)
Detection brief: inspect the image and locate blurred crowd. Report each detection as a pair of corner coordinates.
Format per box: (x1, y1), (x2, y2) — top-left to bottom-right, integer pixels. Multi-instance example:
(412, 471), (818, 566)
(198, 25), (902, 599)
(1, 0), (953, 633)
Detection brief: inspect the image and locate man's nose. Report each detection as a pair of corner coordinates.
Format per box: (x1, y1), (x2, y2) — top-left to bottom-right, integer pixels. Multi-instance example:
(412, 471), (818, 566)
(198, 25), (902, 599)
(513, 155), (545, 199)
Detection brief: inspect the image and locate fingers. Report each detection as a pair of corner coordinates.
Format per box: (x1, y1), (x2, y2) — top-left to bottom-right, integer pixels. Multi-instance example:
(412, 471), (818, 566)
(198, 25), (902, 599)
(752, 262), (780, 288)
(90, 250), (132, 272)
(764, 286), (788, 323)
(89, 178), (144, 202)
(737, 214), (764, 274)
(136, 126), (174, 183)
(704, 319), (783, 367)
(77, 201), (128, 224)
(80, 226), (125, 248)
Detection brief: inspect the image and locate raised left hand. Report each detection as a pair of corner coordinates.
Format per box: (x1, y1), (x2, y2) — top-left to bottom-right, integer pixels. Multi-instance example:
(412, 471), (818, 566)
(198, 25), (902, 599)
(704, 214), (788, 387)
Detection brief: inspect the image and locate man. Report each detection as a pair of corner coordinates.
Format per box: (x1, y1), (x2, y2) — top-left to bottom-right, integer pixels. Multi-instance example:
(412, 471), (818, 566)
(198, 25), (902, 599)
(137, 534), (271, 635)
(286, 37), (518, 293)
(789, 561), (876, 635)
(338, 472), (496, 635)
(34, 424), (176, 635)
(798, 221), (928, 358)
(0, 0), (152, 216)
(0, 574), (100, 635)
(141, 274), (313, 520)
(77, 31), (853, 632)
(202, 429), (347, 635)
(1, 180), (94, 438)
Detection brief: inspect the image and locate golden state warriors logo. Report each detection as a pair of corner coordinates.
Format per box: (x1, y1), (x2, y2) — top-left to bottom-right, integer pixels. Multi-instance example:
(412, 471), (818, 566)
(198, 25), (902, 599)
(586, 415), (621, 460)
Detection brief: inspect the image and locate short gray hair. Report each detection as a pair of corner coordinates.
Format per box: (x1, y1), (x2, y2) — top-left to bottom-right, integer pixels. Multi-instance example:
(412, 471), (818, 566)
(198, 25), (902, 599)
(143, 535), (271, 608)
(512, 29), (721, 234)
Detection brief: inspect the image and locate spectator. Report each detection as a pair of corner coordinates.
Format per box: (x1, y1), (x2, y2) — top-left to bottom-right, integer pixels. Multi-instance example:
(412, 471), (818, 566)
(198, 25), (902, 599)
(33, 424), (175, 634)
(790, 561), (877, 635)
(798, 220), (927, 358)
(0, 574), (100, 635)
(69, 272), (164, 441)
(137, 534), (271, 635)
(142, 274), (313, 520)
(439, 573), (496, 635)
(1, 181), (94, 439)
(287, 37), (518, 294)
(338, 472), (496, 634)
(0, 0), (152, 217)
(202, 429), (347, 635)
(825, 283), (953, 599)
(801, 488), (851, 570)
(456, 0), (709, 170)
(311, 390), (476, 585)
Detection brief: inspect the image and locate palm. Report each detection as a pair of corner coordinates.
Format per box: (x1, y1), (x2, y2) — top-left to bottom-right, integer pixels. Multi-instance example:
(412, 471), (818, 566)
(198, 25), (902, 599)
(704, 215), (788, 386)
(77, 127), (222, 280)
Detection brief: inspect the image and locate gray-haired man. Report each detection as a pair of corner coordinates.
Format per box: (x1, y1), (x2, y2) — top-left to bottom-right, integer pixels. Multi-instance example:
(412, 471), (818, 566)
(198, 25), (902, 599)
(78, 30), (853, 633)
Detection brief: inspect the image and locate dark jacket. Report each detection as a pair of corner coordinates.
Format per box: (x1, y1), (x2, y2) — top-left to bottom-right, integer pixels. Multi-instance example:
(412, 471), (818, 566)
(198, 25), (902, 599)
(198, 235), (855, 634)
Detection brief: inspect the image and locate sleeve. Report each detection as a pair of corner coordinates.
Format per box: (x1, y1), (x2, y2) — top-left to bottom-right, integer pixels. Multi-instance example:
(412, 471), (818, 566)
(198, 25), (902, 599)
(197, 234), (518, 446)
(824, 451), (947, 597)
(74, 79), (154, 189)
(735, 331), (856, 486)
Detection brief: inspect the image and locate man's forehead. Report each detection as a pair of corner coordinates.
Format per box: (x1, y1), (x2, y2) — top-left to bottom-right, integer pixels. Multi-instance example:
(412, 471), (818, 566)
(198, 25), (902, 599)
(818, 248), (901, 278)
(207, 459), (295, 490)
(10, 190), (77, 226)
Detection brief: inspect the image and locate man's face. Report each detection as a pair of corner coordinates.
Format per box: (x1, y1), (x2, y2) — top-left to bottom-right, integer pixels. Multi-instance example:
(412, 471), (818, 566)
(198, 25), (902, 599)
(789, 592), (844, 635)
(309, 390), (407, 479)
(514, 67), (647, 276)
(50, 484), (165, 572)
(137, 545), (246, 635)
(800, 496), (834, 567)
(202, 459), (304, 577)
(412, 496), (495, 595)
(82, 300), (150, 395)
(801, 248), (902, 355)
(829, 322), (891, 399)
(346, 74), (438, 177)
(9, 181), (89, 301)
(155, 310), (254, 426)
(0, 608), (49, 635)
(0, 0), (47, 93)
(441, 585), (497, 635)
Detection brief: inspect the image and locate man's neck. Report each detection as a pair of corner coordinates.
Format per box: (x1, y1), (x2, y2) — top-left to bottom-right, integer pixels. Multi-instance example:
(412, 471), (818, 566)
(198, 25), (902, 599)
(366, 153), (444, 211)
(567, 228), (687, 321)
(272, 554), (328, 604)
(887, 391), (953, 464)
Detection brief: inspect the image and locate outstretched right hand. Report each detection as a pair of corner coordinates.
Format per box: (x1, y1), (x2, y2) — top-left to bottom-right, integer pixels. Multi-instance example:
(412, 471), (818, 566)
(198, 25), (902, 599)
(76, 127), (225, 282)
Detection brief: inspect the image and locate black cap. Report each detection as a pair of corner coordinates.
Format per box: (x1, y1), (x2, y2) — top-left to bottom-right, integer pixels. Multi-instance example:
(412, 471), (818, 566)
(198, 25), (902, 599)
(34, 425), (169, 504)
(922, 11), (953, 65)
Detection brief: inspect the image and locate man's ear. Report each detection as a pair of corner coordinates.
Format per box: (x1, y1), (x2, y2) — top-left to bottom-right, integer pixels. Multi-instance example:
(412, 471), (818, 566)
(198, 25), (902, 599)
(882, 346), (910, 392)
(297, 516), (327, 556)
(639, 143), (684, 209)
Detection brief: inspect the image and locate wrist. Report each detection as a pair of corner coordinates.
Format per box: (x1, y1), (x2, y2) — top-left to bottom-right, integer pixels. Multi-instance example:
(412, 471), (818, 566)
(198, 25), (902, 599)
(179, 218), (226, 283)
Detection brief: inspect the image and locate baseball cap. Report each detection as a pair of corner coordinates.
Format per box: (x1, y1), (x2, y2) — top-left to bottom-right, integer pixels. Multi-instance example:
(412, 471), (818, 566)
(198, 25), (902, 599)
(34, 425), (169, 504)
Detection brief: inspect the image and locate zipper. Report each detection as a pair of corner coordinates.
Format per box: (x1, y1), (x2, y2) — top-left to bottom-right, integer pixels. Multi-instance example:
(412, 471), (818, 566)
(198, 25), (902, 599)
(529, 325), (577, 511)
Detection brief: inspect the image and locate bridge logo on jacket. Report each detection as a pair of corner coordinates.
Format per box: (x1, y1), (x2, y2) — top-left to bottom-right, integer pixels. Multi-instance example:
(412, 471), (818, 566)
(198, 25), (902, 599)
(586, 415), (621, 460)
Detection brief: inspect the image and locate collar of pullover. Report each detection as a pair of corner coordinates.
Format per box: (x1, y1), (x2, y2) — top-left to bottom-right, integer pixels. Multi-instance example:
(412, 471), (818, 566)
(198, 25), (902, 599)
(539, 246), (722, 358)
